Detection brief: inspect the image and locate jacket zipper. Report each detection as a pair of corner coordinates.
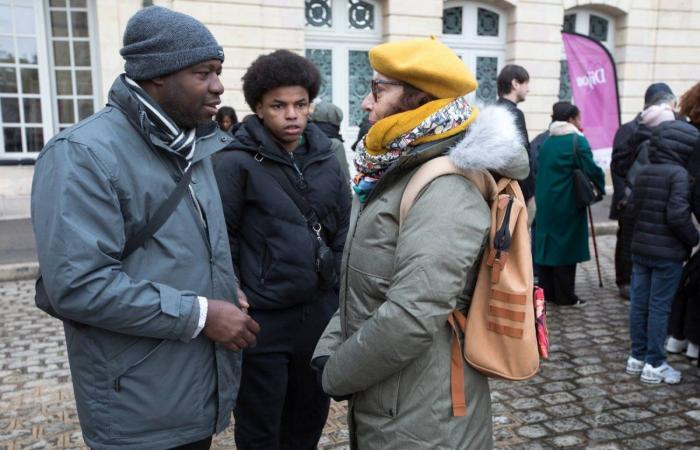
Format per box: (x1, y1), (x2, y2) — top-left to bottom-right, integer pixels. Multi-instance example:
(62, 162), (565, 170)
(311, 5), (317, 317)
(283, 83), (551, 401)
(113, 340), (167, 392)
(289, 152), (305, 188)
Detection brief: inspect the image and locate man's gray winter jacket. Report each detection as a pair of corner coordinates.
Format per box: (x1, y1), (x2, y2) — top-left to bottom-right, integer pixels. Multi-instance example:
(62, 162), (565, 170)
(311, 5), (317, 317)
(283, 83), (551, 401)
(31, 76), (241, 450)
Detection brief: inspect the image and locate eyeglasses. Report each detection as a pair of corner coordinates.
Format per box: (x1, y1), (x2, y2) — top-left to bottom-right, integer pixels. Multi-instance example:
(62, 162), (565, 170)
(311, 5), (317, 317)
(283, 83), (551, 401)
(371, 79), (403, 101)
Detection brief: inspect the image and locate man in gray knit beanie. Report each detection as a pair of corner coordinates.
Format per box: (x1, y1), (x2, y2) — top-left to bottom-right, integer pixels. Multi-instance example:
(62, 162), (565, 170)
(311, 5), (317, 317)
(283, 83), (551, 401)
(120, 6), (225, 81)
(31, 6), (258, 450)
(120, 6), (227, 130)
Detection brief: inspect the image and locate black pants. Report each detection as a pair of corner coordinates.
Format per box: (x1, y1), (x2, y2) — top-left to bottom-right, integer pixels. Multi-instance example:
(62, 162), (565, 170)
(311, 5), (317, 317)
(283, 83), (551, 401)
(539, 264), (579, 305)
(168, 436), (212, 450)
(234, 300), (334, 450)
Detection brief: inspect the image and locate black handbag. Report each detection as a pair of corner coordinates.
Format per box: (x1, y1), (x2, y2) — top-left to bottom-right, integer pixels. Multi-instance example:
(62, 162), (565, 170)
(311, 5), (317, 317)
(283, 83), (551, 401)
(257, 156), (337, 290)
(572, 136), (604, 209)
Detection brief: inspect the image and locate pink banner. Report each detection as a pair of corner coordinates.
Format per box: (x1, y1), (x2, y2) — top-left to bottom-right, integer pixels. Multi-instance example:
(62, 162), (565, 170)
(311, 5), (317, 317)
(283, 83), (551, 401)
(562, 32), (620, 157)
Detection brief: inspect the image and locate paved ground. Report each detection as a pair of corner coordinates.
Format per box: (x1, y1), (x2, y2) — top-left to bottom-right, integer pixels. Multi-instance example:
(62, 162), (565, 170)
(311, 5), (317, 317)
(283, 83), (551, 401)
(1, 235), (699, 450)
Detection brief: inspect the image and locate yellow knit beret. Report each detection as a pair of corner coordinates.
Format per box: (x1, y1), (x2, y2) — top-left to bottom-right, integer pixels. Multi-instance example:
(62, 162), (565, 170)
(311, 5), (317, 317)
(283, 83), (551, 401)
(368, 36), (477, 99)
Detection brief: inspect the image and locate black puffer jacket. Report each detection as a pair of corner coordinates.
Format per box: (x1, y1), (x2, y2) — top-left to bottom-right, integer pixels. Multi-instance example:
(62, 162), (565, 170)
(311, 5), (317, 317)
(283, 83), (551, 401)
(497, 97), (534, 201)
(214, 115), (351, 310)
(611, 118), (652, 179)
(689, 125), (700, 221)
(631, 120), (700, 261)
(609, 115), (641, 219)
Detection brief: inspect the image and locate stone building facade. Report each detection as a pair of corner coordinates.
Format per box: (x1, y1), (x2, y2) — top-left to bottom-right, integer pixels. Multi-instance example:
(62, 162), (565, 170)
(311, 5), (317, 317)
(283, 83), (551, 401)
(1, 0), (699, 218)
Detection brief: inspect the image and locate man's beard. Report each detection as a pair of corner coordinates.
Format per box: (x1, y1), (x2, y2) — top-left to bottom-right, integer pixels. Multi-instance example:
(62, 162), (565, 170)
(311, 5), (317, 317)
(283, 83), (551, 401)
(161, 99), (203, 129)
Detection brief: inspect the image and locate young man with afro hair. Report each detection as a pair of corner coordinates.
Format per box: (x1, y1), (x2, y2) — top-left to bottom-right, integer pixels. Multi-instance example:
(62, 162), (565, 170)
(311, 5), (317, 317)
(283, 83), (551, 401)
(213, 49), (351, 449)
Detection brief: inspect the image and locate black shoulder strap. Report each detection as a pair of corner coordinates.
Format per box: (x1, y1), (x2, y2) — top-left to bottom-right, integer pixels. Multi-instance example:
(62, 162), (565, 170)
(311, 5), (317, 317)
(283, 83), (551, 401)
(572, 134), (584, 169)
(122, 167), (194, 259)
(258, 157), (320, 227)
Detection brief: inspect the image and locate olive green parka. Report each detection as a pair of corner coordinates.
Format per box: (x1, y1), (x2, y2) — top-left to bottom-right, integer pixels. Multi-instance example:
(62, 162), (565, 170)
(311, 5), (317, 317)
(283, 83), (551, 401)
(313, 105), (530, 449)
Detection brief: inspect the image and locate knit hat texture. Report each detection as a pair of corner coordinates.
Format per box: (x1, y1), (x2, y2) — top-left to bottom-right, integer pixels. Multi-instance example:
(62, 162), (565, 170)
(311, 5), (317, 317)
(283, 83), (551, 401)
(311, 101), (343, 126)
(368, 37), (477, 99)
(644, 82), (674, 108)
(120, 6), (224, 80)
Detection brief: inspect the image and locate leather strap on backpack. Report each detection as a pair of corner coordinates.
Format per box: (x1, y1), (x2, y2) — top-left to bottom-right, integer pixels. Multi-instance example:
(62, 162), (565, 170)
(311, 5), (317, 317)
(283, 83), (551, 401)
(448, 310), (468, 416)
(400, 156), (501, 418)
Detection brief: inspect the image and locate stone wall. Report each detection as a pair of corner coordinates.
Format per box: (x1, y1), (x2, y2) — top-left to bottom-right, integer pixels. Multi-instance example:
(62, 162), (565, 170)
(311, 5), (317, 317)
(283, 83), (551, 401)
(92, 0), (700, 135)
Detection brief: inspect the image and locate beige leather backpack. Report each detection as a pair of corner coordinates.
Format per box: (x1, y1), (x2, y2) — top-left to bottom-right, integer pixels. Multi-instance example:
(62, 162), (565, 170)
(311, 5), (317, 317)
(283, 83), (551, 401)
(400, 156), (541, 417)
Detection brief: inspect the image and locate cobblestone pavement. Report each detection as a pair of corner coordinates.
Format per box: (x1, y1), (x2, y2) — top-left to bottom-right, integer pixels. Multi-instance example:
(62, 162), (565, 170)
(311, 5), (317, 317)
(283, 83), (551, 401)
(1, 235), (699, 449)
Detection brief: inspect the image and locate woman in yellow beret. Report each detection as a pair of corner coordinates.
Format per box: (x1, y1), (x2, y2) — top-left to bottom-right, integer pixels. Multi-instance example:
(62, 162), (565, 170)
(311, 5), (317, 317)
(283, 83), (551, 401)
(312, 37), (530, 449)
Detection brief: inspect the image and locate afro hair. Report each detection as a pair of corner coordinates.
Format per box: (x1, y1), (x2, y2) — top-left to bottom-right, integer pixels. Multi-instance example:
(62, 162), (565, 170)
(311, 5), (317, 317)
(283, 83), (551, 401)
(242, 49), (321, 111)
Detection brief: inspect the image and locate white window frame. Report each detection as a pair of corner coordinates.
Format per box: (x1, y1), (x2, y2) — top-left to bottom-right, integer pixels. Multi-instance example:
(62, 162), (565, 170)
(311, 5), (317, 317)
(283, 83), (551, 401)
(304, 0), (382, 143)
(563, 8), (615, 53)
(441, 1), (506, 104)
(0, 0), (101, 160)
(44, 0), (102, 132)
(560, 9), (616, 100)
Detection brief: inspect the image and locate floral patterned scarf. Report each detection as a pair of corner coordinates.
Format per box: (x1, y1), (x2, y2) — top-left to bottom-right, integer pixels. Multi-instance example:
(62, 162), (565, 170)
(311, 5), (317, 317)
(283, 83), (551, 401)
(352, 95), (476, 203)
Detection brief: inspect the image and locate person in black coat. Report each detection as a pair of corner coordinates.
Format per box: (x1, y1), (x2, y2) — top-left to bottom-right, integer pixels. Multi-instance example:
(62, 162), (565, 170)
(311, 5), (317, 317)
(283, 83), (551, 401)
(610, 83), (676, 299)
(626, 117), (699, 385)
(667, 81), (700, 363)
(679, 81), (700, 221)
(214, 50), (351, 450)
(496, 64), (535, 203)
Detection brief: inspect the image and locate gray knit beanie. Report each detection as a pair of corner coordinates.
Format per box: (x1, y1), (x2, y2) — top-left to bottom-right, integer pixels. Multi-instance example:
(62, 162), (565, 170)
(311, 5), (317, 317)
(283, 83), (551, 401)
(120, 6), (224, 80)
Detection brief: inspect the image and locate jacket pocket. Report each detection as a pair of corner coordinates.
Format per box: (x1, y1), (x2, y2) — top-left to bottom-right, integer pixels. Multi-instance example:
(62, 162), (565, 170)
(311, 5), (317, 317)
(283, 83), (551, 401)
(259, 243), (274, 284)
(354, 369), (402, 418)
(105, 337), (210, 439)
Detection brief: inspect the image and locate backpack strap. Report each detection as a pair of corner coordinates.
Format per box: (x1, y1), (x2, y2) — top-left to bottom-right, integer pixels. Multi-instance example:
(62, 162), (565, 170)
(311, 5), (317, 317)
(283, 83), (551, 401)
(399, 156), (498, 225)
(400, 155), (504, 418)
(448, 309), (468, 417)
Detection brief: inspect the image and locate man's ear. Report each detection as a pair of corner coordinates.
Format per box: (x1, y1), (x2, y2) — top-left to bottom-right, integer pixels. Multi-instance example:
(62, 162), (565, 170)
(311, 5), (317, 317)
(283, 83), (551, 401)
(255, 102), (264, 119)
(150, 76), (166, 87)
(511, 79), (519, 91)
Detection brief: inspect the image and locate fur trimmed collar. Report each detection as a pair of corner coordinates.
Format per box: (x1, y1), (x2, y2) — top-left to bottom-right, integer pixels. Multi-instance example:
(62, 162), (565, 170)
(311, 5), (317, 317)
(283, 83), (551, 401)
(448, 104), (530, 180)
(549, 121), (583, 137)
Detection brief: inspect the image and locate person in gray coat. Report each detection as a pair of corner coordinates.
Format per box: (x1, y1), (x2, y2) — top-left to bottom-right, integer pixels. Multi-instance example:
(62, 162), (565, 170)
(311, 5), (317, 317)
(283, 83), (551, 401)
(311, 100), (352, 181)
(30, 7), (259, 450)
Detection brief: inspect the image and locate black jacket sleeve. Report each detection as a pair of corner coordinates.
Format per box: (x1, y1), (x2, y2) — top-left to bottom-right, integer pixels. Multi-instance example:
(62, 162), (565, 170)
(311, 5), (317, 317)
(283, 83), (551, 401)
(611, 123), (651, 179)
(666, 169), (700, 250)
(510, 106), (534, 200)
(689, 141), (700, 222)
(213, 151), (247, 278)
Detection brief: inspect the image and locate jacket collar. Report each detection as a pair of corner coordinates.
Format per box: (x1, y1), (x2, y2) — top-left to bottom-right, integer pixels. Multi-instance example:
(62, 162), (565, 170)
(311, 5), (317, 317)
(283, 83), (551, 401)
(364, 104), (530, 203)
(649, 120), (700, 166)
(228, 114), (333, 165)
(107, 75), (230, 164)
(448, 104), (530, 180)
(548, 121), (583, 137)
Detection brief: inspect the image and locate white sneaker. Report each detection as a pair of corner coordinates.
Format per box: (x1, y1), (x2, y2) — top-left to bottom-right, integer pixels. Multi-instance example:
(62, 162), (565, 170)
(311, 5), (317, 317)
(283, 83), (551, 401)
(625, 356), (644, 375)
(640, 362), (682, 384)
(686, 343), (699, 360)
(666, 336), (688, 354)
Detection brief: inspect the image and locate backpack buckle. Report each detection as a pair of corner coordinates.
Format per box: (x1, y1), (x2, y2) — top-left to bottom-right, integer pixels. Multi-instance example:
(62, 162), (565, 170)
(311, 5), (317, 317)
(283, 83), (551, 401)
(487, 249), (509, 284)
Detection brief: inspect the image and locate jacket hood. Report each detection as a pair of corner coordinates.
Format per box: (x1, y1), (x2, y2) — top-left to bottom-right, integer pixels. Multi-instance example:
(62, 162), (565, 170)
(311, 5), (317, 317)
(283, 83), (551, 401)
(229, 114), (333, 162)
(641, 104), (675, 128)
(649, 119), (699, 166)
(448, 104), (530, 180)
(548, 121), (583, 137)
